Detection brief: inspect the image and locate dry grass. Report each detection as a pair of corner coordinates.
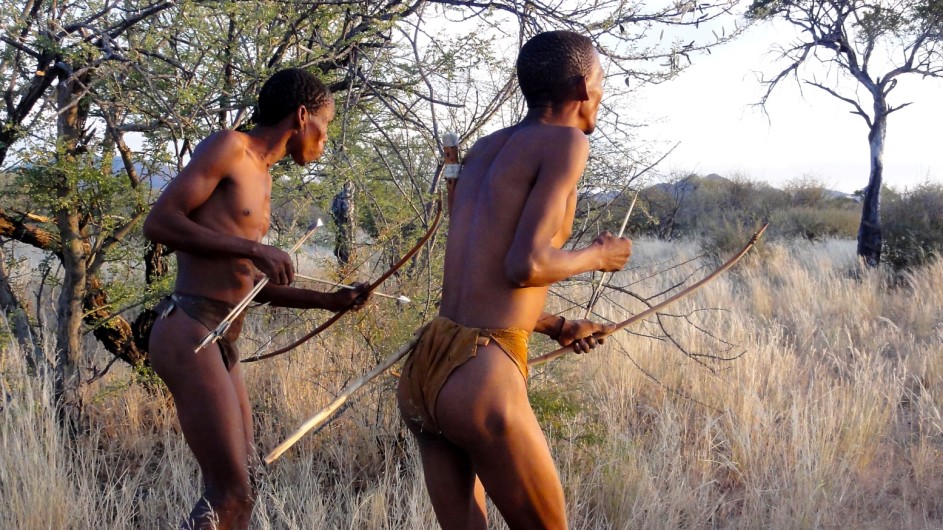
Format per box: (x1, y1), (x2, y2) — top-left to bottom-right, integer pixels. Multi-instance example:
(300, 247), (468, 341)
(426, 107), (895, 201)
(1, 238), (942, 529)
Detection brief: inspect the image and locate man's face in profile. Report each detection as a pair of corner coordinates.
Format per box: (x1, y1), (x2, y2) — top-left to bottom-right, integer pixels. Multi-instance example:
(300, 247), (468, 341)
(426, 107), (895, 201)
(292, 98), (335, 166)
(580, 51), (604, 135)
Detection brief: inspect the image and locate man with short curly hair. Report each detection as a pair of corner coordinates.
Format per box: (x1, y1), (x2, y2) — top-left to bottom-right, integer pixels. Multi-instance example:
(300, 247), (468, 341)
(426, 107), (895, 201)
(144, 68), (369, 530)
(398, 31), (632, 529)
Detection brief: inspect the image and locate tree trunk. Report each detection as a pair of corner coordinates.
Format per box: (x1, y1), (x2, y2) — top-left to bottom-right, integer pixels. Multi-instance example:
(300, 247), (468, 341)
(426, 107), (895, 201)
(145, 241), (169, 285)
(53, 73), (89, 406)
(54, 209), (86, 404)
(220, 16), (237, 129)
(0, 247), (45, 373)
(131, 241), (171, 357)
(857, 102), (887, 267)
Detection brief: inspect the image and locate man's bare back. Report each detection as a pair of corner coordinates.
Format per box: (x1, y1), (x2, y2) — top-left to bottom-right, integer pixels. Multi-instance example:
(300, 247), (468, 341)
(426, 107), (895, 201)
(398, 31), (632, 530)
(441, 124), (625, 331)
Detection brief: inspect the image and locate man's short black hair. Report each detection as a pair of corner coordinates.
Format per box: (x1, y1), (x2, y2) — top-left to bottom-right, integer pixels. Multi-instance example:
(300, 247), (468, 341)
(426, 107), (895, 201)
(256, 68), (332, 126)
(516, 31), (597, 108)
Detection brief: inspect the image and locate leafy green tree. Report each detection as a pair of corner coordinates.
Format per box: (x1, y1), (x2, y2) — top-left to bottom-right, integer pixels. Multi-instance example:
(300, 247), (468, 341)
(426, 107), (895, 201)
(0, 0), (177, 407)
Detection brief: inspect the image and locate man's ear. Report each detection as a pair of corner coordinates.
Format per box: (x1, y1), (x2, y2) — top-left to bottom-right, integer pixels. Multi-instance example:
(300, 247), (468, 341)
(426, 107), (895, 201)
(294, 105), (308, 130)
(574, 75), (590, 101)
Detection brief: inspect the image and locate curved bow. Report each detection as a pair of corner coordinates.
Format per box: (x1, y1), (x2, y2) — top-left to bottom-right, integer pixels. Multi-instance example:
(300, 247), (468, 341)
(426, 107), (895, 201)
(244, 195), (443, 363)
(529, 223), (768, 367)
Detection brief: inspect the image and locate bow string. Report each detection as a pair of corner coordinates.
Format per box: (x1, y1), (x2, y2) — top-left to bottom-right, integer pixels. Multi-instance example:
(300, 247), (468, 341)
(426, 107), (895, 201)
(244, 194), (443, 363)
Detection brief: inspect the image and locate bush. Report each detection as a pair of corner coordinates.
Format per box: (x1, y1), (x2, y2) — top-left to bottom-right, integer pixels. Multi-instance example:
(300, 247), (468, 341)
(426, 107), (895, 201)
(771, 206), (860, 241)
(882, 182), (943, 270)
(698, 218), (770, 263)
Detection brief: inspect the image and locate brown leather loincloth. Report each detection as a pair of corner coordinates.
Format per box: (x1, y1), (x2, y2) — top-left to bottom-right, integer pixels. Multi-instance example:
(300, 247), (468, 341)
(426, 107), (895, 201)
(154, 293), (246, 369)
(400, 316), (530, 434)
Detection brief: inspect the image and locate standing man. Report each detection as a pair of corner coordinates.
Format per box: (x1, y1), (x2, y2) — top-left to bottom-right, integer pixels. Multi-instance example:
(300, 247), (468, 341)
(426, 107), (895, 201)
(397, 31), (632, 530)
(143, 68), (368, 530)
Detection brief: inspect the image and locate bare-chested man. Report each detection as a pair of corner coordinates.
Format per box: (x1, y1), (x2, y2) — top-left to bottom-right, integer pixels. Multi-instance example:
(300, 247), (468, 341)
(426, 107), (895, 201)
(397, 31), (632, 529)
(143, 68), (369, 530)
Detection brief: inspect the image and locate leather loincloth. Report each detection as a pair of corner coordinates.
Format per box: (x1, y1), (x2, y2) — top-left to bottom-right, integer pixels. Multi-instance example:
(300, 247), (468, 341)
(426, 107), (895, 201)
(400, 315), (530, 434)
(154, 293), (246, 369)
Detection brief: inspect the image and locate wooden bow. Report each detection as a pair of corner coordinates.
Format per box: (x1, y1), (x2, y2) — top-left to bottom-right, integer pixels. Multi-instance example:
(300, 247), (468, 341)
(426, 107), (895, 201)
(529, 223), (768, 367)
(243, 195), (443, 363)
(262, 225), (767, 463)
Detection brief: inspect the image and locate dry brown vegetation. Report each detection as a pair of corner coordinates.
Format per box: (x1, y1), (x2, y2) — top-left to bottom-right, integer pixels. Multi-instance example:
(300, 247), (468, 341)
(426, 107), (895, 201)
(1, 238), (942, 529)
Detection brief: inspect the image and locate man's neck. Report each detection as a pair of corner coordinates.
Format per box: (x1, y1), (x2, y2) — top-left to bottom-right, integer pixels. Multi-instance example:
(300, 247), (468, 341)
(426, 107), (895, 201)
(246, 126), (291, 168)
(520, 104), (584, 130)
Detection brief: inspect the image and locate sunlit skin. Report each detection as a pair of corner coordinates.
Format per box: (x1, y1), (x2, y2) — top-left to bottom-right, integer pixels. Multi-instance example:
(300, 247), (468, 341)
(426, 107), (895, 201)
(398, 50), (632, 530)
(143, 96), (368, 530)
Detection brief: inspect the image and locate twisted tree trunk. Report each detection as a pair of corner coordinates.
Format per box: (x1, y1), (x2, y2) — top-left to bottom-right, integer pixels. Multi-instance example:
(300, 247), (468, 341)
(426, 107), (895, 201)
(857, 100), (888, 267)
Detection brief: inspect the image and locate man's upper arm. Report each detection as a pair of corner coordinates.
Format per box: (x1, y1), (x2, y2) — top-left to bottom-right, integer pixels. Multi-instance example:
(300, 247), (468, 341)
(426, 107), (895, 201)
(505, 129), (590, 274)
(150, 131), (243, 217)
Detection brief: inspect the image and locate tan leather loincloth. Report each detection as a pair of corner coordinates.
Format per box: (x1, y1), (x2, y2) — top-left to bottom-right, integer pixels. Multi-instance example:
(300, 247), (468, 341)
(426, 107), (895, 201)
(400, 316), (530, 434)
(154, 293), (246, 369)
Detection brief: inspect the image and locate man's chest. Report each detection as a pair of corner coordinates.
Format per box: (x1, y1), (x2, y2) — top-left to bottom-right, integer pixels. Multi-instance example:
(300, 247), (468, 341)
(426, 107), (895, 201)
(212, 169), (273, 239)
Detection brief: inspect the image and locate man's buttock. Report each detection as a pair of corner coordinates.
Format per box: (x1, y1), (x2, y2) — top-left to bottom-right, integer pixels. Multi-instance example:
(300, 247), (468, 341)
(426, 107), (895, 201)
(399, 316), (530, 434)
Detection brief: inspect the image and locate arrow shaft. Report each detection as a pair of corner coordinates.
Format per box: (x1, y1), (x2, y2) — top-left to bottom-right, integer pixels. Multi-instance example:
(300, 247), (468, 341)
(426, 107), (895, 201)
(195, 220), (324, 353)
(583, 190), (640, 319)
(294, 274), (407, 302)
(263, 336), (419, 463)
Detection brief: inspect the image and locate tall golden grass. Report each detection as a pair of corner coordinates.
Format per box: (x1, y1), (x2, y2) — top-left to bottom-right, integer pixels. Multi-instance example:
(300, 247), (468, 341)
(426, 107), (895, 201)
(1, 238), (941, 529)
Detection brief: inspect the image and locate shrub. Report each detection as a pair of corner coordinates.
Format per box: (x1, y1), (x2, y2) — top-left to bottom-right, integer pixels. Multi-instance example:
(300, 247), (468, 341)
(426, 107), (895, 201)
(771, 206), (860, 241)
(882, 182), (943, 270)
(697, 218), (770, 263)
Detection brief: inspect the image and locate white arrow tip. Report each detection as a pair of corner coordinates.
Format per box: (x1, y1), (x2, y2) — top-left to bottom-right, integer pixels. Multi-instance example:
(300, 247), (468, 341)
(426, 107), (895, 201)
(398, 296), (411, 304)
(316, 218), (324, 227)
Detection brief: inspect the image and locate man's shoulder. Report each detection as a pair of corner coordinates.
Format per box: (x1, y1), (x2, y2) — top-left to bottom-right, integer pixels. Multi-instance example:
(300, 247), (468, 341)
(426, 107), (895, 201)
(525, 123), (588, 144)
(192, 130), (250, 161)
(500, 123), (588, 152)
(508, 125), (589, 167)
(470, 124), (586, 157)
(468, 127), (515, 152)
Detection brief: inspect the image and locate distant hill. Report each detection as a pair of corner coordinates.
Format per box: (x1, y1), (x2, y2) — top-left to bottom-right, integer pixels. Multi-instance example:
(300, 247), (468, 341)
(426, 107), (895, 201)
(639, 173), (859, 204)
(575, 171), (862, 241)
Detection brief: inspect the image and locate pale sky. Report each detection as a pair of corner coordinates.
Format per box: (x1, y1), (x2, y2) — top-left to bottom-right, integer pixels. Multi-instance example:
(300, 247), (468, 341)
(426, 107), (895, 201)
(632, 19), (943, 193)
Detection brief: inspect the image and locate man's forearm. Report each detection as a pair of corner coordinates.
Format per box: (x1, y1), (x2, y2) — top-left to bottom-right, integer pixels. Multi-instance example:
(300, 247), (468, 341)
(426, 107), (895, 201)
(505, 244), (603, 287)
(256, 284), (336, 309)
(143, 210), (259, 260)
(534, 312), (565, 340)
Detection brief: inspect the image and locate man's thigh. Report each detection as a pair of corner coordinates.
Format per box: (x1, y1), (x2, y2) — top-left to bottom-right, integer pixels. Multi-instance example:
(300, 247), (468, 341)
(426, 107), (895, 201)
(228, 363), (254, 450)
(435, 346), (567, 530)
(414, 431), (487, 530)
(150, 312), (253, 491)
(466, 402), (567, 530)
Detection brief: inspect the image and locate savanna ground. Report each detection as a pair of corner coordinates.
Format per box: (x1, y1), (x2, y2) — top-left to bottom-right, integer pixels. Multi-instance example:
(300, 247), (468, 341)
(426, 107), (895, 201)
(1, 237), (942, 529)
